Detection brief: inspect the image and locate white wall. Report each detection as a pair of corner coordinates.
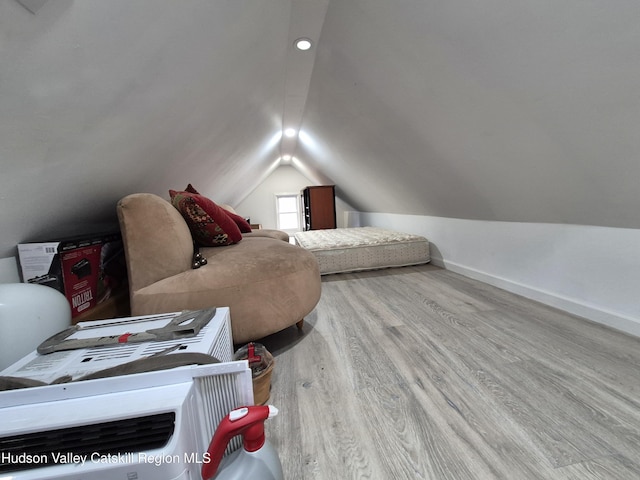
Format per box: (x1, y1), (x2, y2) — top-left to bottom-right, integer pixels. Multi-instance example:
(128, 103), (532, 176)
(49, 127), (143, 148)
(235, 165), (353, 231)
(0, 258), (20, 284)
(359, 212), (640, 338)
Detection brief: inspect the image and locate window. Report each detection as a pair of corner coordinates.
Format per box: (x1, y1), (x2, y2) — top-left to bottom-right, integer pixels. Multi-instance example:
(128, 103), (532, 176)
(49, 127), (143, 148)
(275, 194), (300, 231)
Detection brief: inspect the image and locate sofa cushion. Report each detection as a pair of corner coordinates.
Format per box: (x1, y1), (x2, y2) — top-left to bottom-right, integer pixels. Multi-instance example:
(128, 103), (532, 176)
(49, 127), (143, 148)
(169, 190), (242, 246)
(185, 185), (252, 233)
(243, 229), (290, 242)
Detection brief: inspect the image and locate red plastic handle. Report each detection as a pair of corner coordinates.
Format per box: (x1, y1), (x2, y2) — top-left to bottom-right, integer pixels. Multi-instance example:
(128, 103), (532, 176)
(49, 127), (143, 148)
(201, 405), (271, 480)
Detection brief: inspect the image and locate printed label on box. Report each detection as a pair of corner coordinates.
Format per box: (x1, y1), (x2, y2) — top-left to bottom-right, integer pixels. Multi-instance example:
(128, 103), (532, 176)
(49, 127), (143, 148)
(61, 246), (102, 316)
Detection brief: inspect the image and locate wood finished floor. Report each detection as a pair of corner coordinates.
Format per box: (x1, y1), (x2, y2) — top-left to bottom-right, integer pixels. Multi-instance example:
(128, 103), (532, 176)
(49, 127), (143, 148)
(259, 264), (640, 480)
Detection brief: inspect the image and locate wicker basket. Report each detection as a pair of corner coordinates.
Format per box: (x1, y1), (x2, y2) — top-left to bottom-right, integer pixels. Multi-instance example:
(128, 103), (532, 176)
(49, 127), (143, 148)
(233, 343), (275, 405)
(252, 349), (274, 405)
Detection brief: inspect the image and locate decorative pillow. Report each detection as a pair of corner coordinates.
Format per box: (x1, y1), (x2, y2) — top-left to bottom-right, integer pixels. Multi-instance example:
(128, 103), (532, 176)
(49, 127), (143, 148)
(222, 209), (252, 233)
(183, 184), (252, 233)
(185, 183), (200, 194)
(169, 190), (242, 246)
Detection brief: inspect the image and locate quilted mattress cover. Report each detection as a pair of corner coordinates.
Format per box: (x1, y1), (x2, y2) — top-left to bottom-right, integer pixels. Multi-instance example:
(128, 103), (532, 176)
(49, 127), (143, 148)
(294, 227), (430, 275)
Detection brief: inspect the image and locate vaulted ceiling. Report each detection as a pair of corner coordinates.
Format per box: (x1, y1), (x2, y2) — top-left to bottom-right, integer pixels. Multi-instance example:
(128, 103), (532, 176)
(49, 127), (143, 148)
(1, 0), (640, 258)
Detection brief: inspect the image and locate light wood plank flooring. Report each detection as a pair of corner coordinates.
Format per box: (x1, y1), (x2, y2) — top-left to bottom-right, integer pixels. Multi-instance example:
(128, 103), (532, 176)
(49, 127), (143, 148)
(259, 264), (640, 480)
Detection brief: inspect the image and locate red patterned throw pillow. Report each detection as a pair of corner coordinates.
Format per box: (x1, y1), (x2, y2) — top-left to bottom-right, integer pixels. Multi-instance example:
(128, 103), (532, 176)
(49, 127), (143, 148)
(169, 190), (242, 246)
(183, 184), (252, 233)
(185, 183), (200, 194)
(222, 209), (252, 233)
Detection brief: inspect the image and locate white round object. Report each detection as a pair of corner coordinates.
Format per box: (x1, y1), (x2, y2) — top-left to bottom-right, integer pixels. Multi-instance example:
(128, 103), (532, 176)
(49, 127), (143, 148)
(0, 283), (72, 370)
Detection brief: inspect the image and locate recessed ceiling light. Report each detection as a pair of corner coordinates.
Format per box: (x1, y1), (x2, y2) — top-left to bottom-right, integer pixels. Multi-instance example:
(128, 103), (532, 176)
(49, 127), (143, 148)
(294, 38), (312, 51)
(284, 128), (297, 137)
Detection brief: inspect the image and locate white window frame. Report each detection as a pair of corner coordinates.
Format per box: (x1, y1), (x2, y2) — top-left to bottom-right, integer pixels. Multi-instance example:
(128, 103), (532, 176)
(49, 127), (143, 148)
(274, 193), (301, 233)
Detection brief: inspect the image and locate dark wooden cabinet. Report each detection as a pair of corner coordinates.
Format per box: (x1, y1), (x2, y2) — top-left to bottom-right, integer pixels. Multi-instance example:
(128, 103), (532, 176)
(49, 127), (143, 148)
(302, 185), (336, 230)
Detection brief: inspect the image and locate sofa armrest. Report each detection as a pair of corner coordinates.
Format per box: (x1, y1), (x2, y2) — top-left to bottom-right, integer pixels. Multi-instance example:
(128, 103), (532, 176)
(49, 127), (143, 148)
(117, 193), (193, 293)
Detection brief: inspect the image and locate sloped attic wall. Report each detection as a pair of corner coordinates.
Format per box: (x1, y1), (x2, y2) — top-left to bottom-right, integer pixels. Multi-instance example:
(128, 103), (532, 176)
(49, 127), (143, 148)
(292, 0), (640, 335)
(298, 0), (640, 229)
(0, 0), (291, 259)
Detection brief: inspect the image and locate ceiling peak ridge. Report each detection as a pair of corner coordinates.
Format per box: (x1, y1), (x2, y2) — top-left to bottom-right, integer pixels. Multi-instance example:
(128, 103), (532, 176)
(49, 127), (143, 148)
(279, 0), (330, 162)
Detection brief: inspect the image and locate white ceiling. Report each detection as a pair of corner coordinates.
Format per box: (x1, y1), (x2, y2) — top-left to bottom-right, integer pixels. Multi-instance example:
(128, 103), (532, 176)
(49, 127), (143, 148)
(1, 0), (640, 258)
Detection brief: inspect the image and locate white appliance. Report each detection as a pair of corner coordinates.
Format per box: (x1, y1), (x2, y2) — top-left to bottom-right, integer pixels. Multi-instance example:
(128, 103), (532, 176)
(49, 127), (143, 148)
(0, 282), (71, 370)
(0, 308), (254, 480)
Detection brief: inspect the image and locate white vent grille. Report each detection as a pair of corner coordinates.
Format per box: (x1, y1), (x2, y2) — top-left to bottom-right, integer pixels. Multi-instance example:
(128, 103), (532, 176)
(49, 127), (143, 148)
(211, 316), (233, 362)
(193, 364), (254, 455)
(0, 412), (175, 474)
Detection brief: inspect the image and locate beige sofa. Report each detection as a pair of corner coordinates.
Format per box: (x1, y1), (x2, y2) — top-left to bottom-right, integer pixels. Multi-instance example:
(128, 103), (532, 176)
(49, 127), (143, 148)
(116, 193), (321, 344)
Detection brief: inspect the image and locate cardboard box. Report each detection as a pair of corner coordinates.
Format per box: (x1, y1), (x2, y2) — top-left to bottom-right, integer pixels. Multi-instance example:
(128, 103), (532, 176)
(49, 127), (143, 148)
(18, 232), (126, 318)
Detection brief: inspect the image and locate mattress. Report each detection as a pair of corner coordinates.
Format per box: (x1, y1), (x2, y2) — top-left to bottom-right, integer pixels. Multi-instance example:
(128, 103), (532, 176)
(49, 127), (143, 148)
(294, 227), (430, 275)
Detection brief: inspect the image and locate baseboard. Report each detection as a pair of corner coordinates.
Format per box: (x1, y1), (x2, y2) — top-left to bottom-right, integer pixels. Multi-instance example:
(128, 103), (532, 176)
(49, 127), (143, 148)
(429, 255), (445, 269)
(433, 257), (640, 338)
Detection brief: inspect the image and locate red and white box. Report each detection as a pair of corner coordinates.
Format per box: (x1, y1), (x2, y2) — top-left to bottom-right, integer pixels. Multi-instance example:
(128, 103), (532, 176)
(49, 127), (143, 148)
(17, 232), (126, 318)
